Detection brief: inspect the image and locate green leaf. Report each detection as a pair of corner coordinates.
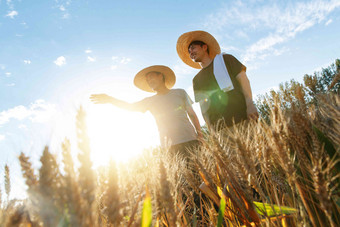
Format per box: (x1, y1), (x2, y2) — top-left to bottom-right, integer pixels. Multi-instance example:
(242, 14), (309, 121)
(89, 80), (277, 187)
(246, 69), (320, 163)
(254, 202), (297, 217)
(217, 196), (226, 227)
(141, 193), (152, 227)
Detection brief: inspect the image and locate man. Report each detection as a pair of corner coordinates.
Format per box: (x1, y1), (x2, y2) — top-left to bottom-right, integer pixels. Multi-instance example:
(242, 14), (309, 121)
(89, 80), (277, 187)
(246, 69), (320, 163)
(90, 65), (202, 158)
(176, 31), (258, 129)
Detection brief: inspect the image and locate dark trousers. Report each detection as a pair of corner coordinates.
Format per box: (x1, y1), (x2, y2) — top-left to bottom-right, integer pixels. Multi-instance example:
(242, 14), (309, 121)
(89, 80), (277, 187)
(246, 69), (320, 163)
(169, 140), (207, 222)
(168, 140), (200, 162)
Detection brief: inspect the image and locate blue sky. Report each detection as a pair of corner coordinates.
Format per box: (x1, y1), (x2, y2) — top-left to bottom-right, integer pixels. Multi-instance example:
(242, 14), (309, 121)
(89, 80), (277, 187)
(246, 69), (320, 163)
(1, 0), (340, 199)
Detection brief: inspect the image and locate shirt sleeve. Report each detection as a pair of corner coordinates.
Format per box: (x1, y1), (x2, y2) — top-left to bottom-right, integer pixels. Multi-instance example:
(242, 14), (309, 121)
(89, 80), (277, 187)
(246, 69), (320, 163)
(180, 89), (193, 108)
(131, 97), (149, 113)
(223, 54), (246, 78)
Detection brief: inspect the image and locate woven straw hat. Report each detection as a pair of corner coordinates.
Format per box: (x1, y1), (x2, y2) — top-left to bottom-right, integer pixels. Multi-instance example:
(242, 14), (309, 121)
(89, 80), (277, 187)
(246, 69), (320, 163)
(134, 65), (176, 92)
(176, 30), (221, 69)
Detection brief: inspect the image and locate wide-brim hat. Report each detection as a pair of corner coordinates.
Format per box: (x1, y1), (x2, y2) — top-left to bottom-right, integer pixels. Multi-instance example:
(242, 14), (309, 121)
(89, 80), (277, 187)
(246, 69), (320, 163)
(134, 65), (176, 92)
(176, 30), (221, 69)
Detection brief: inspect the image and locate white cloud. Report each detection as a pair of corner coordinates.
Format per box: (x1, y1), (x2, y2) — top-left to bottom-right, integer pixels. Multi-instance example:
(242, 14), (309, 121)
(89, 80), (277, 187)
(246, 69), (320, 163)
(325, 19), (333, 25)
(29, 100), (56, 123)
(0, 65), (5, 70)
(87, 56), (96, 62)
(54, 56), (66, 66)
(0, 134), (5, 141)
(18, 124), (27, 129)
(5, 72), (11, 77)
(85, 49), (92, 54)
(6, 10), (18, 19)
(20, 21), (28, 29)
(111, 56), (131, 69)
(55, 0), (72, 18)
(273, 47), (289, 57)
(120, 57), (131, 64)
(0, 105), (30, 125)
(0, 99), (56, 126)
(220, 45), (239, 53)
(204, 0), (340, 64)
(62, 13), (70, 19)
(6, 0), (14, 9)
(6, 83), (15, 87)
(23, 60), (31, 64)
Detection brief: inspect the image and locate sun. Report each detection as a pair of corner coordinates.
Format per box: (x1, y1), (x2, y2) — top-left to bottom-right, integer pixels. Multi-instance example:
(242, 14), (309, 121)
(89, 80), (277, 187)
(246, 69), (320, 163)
(86, 105), (159, 166)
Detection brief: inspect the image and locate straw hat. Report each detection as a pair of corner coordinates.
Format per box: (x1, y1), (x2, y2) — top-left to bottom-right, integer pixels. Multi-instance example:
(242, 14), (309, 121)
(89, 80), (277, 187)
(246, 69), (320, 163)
(176, 30), (221, 69)
(134, 65), (176, 92)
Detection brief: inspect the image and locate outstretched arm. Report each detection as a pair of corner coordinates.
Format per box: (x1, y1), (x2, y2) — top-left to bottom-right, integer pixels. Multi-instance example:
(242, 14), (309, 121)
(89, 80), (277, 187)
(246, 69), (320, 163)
(186, 105), (203, 141)
(90, 94), (138, 111)
(236, 71), (259, 120)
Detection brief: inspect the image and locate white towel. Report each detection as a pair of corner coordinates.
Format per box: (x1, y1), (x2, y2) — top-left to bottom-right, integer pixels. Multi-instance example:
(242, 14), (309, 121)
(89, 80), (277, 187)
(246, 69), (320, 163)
(213, 53), (234, 92)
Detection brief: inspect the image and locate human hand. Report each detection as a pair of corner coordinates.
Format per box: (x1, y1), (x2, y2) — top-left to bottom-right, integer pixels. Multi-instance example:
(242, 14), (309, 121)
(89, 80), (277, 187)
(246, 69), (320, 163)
(90, 94), (114, 104)
(246, 101), (259, 121)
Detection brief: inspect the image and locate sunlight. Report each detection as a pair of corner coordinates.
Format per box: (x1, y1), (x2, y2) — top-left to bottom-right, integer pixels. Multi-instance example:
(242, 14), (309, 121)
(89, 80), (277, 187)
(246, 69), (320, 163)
(86, 105), (159, 166)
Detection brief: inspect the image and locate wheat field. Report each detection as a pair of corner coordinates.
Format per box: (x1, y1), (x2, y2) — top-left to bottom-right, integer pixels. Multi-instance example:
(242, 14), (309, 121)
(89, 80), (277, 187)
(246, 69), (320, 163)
(1, 70), (339, 226)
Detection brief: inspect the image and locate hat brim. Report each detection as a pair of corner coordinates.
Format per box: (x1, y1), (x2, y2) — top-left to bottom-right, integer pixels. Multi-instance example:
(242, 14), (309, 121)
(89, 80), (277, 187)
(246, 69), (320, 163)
(176, 30), (221, 69)
(134, 65), (176, 92)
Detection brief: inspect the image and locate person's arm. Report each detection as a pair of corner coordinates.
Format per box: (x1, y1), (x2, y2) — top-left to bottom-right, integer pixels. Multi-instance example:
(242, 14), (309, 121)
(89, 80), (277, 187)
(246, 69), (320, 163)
(186, 105), (203, 141)
(90, 94), (140, 111)
(235, 71), (259, 120)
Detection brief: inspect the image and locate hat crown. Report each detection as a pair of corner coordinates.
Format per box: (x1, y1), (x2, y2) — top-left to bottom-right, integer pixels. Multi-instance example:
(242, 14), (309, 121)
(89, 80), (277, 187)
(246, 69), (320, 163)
(134, 65), (176, 92)
(177, 30), (221, 69)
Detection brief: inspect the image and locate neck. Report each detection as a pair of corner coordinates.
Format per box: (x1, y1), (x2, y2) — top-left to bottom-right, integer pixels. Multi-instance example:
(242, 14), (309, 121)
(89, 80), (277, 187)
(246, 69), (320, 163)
(155, 85), (170, 95)
(199, 55), (213, 68)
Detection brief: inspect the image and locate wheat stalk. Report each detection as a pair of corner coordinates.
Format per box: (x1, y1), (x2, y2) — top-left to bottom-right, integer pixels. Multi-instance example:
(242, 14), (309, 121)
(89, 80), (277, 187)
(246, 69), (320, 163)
(4, 165), (10, 201)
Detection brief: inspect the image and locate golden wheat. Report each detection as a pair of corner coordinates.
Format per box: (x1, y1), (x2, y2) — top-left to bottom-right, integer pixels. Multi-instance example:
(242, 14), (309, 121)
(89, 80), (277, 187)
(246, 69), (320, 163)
(1, 74), (339, 226)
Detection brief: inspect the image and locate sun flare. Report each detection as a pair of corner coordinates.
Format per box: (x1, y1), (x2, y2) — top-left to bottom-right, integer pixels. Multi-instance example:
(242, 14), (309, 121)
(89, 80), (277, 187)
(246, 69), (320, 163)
(86, 105), (159, 165)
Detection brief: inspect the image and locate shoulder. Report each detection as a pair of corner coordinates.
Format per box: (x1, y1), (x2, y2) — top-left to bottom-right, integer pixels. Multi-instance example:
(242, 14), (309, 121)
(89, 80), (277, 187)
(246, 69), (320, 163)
(139, 94), (155, 103)
(143, 94), (155, 100)
(172, 88), (186, 92)
(170, 89), (191, 99)
(222, 53), (246, 72)
(171, 88), (185, 92)
(133, 95), (155, 112)
(223, 54), (239, 61)
(170, 88), (188, 95)
(171, 89), (193, 104)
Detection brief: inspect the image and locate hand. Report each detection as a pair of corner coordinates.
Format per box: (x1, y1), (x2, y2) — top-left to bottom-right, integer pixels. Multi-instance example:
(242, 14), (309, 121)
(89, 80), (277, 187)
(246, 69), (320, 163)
(246, 101), (259, 121)
(90, 94), (114, 104)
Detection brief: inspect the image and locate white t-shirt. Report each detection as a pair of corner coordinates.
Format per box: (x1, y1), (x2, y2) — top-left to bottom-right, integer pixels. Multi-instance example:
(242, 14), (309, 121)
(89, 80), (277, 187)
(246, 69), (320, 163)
(134, 89), (198, 147)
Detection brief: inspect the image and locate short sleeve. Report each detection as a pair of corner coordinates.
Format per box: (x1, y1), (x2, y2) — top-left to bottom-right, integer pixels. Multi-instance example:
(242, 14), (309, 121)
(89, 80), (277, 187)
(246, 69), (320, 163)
(223, 54), (246, 78)
(132, 98), (150, 113)
(179, 89), (193, 108)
